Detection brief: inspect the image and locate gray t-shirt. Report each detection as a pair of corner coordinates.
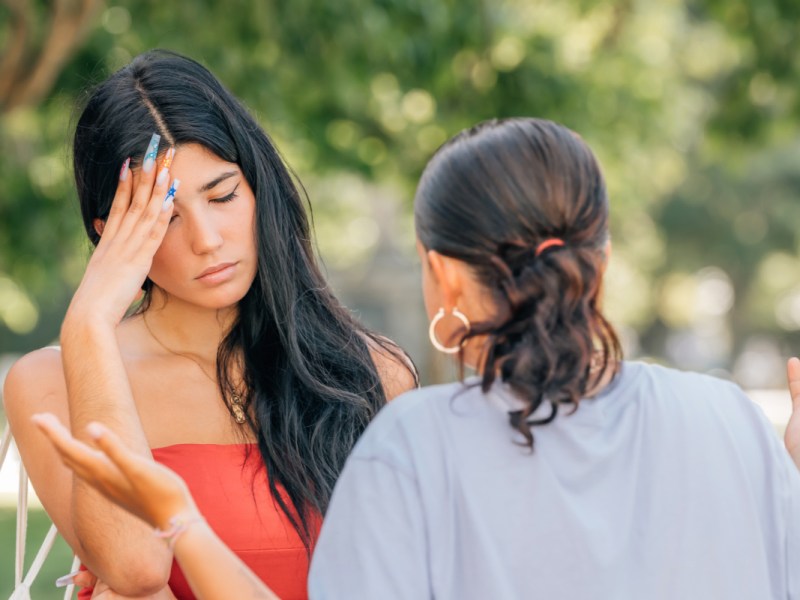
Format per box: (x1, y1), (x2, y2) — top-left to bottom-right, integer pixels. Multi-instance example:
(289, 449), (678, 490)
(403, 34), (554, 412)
(309, 361), (800, 599)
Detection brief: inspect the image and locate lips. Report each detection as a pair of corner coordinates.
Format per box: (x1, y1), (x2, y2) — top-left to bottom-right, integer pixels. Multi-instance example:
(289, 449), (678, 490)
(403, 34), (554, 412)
(196, 262), (237, 279)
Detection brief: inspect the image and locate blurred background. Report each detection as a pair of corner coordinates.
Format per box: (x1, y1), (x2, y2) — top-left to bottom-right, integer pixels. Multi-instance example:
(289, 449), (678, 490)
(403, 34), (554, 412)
(0, 0), (799, 595)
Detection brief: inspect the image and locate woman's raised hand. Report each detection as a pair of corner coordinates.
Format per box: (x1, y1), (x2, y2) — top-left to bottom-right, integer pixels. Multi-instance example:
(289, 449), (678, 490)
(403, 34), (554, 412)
(31, 413), (197, 532)
(68, 134), (178, 327)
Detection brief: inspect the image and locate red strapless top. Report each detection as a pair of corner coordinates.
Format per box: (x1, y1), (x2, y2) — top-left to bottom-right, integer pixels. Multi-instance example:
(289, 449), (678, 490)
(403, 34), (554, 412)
(79, 443), (318, 599)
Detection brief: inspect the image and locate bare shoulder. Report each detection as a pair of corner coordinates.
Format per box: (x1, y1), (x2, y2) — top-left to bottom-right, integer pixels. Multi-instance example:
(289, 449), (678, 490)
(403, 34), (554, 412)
(3, 346), (67, 418)
(364, 334), (418, 401)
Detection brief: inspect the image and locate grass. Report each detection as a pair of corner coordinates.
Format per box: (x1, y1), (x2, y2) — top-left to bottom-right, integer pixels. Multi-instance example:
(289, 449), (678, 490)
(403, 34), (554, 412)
(0, 507), (76, 600)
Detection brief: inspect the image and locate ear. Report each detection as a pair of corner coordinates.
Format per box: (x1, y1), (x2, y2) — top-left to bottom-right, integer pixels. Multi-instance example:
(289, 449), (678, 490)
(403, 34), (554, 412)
(93, 218), (105, 237)
(426, 250), (465, 310)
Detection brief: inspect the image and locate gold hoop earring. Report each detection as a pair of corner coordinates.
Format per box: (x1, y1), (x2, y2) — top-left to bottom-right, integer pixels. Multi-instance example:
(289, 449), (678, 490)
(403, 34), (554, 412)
(428, 307), (471, 354)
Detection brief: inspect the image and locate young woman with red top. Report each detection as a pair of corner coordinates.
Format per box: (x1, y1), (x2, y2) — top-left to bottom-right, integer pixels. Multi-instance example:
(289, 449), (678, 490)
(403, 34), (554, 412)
(4, 49), (415, 599)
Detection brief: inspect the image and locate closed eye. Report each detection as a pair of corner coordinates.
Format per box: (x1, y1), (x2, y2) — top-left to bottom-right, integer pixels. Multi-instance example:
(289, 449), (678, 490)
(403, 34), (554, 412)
(211, 183), (240, 204)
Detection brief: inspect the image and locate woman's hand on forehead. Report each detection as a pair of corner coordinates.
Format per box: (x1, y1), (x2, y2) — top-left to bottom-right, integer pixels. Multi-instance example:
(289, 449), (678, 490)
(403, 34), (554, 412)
(68, 133), (178, 328)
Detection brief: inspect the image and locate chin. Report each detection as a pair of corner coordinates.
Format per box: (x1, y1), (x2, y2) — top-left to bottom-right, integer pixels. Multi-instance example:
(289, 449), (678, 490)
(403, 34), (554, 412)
(157, 284), (251, 311)
(200, 288), (251, 310)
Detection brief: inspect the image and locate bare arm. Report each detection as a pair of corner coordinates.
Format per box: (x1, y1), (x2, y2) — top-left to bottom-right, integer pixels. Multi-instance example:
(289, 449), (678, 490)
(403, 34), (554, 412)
(64, 322), (173, 594)
(64, 142), (178, 594)
(5, 143), (178, 596)
(172, 522), (279, 600)
(4, 350), (174, 597)
(32, 414), (279, 600)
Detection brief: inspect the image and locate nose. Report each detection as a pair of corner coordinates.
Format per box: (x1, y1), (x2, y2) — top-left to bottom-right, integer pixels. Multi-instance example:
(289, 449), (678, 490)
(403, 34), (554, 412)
(186, 208), (224, 255)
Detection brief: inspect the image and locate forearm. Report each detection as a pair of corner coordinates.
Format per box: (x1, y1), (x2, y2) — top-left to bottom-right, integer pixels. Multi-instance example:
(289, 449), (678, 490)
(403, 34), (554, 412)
(61, 313), (147, 440)
(173, 521), (278, 600)
(61, 315), (173, 593)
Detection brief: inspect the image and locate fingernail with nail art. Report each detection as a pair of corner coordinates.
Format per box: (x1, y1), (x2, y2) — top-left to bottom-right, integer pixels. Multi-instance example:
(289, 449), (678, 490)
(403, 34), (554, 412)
(142, 133), (161, 173)
(55, 570), (81, 588)
(160, 147), (175, 170)
(119, 157), (131, 181)
(163, 179), (180, 209)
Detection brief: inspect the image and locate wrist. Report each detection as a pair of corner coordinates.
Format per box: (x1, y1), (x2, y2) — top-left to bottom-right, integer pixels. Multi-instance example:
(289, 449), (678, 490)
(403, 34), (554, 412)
(154, 511), (206, 549)
(157, 502), (202, 529)
(64, 287), (124, 330)
(61, 309), (117, 343)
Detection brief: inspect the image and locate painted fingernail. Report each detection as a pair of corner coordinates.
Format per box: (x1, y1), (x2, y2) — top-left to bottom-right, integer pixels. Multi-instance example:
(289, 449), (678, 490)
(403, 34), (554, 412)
(119, 157), (131, 181)
(156, 166), (170, 186)
(156, 147), (175, 184)
(142, 133), (161, 173)
(55, 570), (81, 587)
(160, 147), (175, 170)
(163, 179), (180, 209)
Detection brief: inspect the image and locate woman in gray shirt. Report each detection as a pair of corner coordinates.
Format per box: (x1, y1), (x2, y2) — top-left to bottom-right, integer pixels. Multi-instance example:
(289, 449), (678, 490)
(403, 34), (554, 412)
(308, 117), (800, 599)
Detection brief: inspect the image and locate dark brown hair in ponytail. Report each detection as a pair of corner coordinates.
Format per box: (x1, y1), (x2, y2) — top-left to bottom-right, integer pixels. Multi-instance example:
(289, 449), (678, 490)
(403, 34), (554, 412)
(414, 118), (622, 447)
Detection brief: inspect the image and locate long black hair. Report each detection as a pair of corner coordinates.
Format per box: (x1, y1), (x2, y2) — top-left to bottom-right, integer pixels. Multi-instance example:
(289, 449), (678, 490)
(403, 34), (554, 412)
(73, 49), (415, 545)
(415, 118), (621, 447)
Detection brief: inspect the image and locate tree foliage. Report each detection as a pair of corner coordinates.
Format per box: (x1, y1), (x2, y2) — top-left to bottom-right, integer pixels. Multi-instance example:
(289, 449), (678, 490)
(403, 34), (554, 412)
(0, 0), (798, 384)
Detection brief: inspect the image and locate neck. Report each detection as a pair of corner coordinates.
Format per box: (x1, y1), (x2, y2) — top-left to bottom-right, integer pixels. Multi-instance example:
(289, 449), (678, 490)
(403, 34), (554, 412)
(141, 290), (238, 361)
(472, 344), (617, 399)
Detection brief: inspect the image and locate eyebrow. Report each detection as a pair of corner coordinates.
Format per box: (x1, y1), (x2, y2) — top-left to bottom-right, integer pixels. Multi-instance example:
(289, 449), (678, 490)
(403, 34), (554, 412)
(198, 171), (239, 193)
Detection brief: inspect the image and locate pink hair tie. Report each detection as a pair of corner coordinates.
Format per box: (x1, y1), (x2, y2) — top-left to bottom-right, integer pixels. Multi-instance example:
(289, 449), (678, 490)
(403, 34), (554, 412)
(535, 238), (565, 257)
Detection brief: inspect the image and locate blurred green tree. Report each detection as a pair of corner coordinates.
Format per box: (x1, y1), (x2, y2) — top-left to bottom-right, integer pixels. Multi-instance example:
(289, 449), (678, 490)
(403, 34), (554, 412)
(0, 0), (798, 383)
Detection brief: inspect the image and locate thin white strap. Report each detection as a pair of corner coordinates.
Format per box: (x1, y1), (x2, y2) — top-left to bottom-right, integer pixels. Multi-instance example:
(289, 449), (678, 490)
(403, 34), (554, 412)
(0, 425), (12, 468)
(64, 554), (81, 600)
(4, 421), (78, 597)
(16, 462), (28, 585)
(9, 525), (72, 599)
(22, 523), (59, 586)
(8, 584), (31, 599)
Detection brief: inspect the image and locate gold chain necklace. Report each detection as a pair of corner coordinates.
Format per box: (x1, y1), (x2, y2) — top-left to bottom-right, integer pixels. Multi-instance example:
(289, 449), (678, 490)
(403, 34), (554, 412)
(141, 313), (248, 425)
